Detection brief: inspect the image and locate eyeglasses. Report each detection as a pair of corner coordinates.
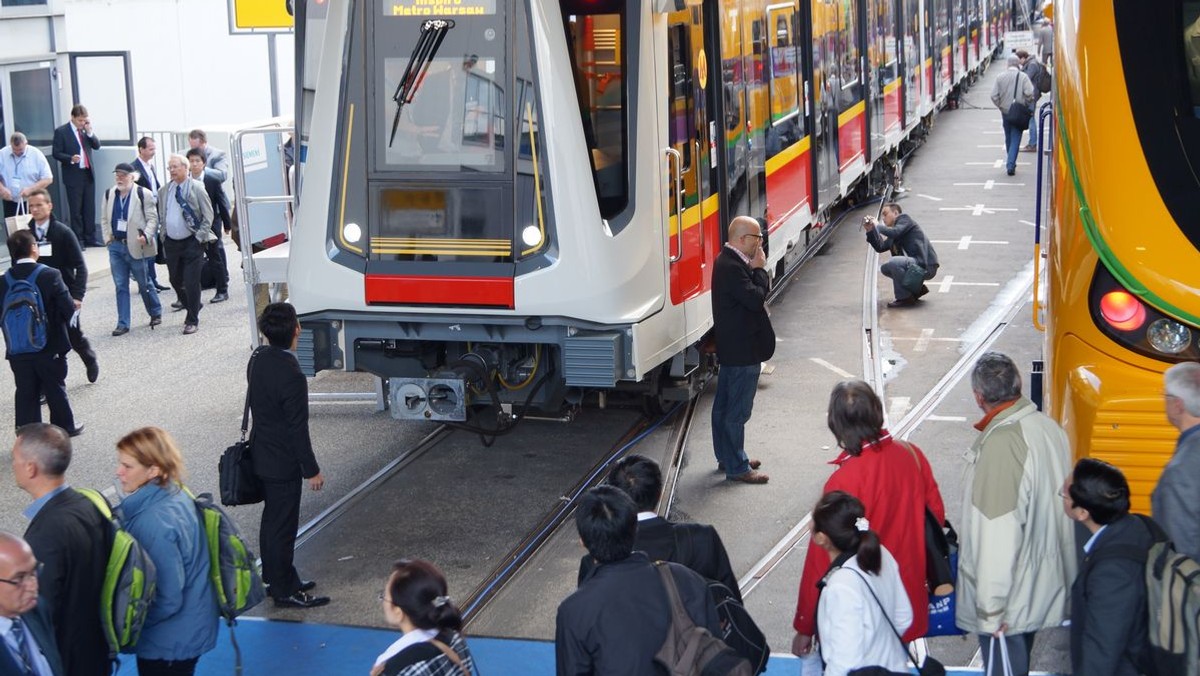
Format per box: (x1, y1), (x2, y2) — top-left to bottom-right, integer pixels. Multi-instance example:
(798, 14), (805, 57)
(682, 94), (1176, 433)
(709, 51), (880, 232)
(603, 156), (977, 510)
(376, 592), (397, 607)
(0, 562), (42, 588)
(741, 233), (763, 240)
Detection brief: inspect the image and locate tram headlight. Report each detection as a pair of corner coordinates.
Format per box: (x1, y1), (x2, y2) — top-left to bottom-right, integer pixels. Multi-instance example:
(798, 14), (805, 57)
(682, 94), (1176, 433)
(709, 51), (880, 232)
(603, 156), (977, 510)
(1147, 318), (1192, 355)
(343, 222), (362, 244)
(521, 225), (543, 248)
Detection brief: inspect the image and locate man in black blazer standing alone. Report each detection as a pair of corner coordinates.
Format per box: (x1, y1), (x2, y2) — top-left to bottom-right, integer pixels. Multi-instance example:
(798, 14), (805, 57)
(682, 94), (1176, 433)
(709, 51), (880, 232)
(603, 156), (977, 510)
(710, 215), (774, 484)
(13, 423), (111, 675)
(249, 302), (329, 609)
(25, 190), (98, 384)
(1, 230), (81, 434)
(51, 104), (101, 248)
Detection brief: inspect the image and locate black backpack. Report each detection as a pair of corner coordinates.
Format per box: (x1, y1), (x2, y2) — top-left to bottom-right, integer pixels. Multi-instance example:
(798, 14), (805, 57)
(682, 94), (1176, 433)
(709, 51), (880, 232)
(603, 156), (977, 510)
(653, 562), (752, 676)
(673, 527), (770, 673)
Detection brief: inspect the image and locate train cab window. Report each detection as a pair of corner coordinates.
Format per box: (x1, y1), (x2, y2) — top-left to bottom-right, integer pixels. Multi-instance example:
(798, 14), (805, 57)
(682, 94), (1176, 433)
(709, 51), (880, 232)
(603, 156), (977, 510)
(375, 5), (508, 173)
(564, 1), (628, 220)
(1185, 1), (1200, 117)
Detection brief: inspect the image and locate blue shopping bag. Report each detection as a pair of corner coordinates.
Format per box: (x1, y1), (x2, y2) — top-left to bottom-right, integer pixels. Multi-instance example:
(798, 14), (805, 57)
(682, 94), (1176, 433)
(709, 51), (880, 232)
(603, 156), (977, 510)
(926, 552), (965, 637)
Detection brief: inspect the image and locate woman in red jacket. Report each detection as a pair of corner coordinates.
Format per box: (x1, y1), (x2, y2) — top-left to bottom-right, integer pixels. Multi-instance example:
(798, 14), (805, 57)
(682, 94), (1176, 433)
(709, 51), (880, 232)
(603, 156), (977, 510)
(791, 380), (946, 655)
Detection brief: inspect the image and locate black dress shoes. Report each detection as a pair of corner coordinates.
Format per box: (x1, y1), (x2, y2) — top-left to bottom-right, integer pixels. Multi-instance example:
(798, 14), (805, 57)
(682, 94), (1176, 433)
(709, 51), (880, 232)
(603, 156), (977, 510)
(916, 284), (930, 299)
(273, 591), (329, 609)
(170, 301), (185, 311)
(85, 359), (99, 383)
(210, 292), (229, 303)
(154, 283), (171, 292)
(299, 580), (317, 593)
(112, 327), (130, 337)
(887, 297), (918, 308)
(66, 424), (85, 437)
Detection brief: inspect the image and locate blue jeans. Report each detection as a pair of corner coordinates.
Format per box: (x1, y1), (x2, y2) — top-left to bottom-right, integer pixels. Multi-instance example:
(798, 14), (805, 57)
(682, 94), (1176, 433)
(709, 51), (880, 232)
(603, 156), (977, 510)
(711, 364), (759, 477)
(1025, 96), (1041, 147)
(109, 241), (162, 328)
(1002, 119), (1023, 172)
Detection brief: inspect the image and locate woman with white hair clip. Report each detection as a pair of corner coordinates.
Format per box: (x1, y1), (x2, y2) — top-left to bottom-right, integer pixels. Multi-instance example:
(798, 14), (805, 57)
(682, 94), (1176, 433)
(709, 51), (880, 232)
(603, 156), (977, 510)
(372, 559), (476, 676)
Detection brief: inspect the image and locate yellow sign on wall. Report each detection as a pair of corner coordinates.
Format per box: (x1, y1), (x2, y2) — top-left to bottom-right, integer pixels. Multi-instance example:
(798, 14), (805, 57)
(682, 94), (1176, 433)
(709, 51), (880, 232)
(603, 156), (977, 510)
(232, 0), (294, 32)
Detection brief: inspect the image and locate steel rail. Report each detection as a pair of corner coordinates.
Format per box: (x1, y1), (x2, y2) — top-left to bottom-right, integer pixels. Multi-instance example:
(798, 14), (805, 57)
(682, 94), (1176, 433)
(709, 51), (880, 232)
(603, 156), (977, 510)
(459, 408), (683, 626)
(293, 424), (452, 548)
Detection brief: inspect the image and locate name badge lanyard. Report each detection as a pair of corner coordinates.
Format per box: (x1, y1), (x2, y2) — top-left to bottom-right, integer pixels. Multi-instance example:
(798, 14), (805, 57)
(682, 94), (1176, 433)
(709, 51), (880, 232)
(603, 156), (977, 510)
(115, 192), (131, 234)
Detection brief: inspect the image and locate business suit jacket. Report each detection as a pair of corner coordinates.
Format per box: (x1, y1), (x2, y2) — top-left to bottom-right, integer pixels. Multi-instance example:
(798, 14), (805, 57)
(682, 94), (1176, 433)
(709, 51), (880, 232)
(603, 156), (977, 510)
(1070, 514), (1156, 676)
(50, 124), (100, 187)
(1152, 426), (1200, 561)
(0, 262), (75, 360)
(248, 346), (320, 481)
(28, 221), (87, 301)
(0, 603), (65, 676)
(100, 185), (158, 260)
(578, 516), (742, 602)
(132, 158), (161, 200)
(156, 179), (215, 244)
(557, 552), (721, 676)
(24, 489), (113, 676)
(202, 147), (230, 183)
(711, 246), (775, 367)
(195, 173), (231, 234)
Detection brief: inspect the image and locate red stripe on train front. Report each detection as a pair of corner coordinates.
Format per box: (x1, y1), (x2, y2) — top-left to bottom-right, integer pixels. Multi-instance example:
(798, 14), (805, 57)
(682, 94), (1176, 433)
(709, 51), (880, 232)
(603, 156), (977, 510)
(365, 275), (515, 308)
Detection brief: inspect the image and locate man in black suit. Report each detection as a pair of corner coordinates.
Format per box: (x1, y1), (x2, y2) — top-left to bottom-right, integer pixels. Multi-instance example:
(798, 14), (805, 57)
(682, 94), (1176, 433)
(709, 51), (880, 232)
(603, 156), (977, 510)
(50, 105), (101, 248)
(13, 423), (110, 675)
(186, 148), (230, 303)
(0, 531), (64, 676)
(1064, 458), (1156, 675)
(557, 486), (722, 675)
(26, 190), (98, 384)
(710, 215), (774, 485)
(132, 136), (168, 292)
(1, 230), (81, 435)
(250, 302), (328, 609)
(577, 455), (741, 600)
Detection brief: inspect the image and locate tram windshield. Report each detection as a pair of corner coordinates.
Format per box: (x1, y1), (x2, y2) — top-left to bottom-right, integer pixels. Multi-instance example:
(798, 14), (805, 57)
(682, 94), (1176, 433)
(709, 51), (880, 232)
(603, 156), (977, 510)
(1185, 1), (1200, 117)
(377, 2), (507, 172)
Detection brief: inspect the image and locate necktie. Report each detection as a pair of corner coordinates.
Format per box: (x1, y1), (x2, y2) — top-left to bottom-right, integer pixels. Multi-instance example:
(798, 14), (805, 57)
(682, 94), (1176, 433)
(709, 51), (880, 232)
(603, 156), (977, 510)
(10, 617), (35, 674)
(75, 128), (89, 169)
(175, 185), (196, 230)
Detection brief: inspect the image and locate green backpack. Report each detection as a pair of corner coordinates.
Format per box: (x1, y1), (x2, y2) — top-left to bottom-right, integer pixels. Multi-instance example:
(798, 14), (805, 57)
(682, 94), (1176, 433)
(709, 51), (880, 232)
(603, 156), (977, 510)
(184, 488), (267, 671)
(76, 488), (157, 659)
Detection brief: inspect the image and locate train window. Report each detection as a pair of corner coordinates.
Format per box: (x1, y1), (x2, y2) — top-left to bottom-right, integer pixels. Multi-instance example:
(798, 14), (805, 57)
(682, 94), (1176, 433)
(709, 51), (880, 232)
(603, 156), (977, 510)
(766, 5), (804, 157)
(668, 23), (694, 170)
(564, 6), (628, 219)
(835, 0), (862, 109)
(1186, 1), (1200, 117)
(375, 6), (508, 173)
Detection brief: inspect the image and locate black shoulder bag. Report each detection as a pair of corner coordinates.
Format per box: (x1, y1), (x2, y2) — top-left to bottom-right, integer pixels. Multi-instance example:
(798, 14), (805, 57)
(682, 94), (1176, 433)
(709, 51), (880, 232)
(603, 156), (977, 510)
(1004, 74), (1033, 131)
(842, 567), (946, 676)
(219, 348), (264, 506)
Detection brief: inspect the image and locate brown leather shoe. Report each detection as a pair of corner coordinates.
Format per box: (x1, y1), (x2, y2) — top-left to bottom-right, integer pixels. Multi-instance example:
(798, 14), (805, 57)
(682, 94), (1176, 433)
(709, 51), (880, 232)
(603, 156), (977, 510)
(726, 470), (769, 484)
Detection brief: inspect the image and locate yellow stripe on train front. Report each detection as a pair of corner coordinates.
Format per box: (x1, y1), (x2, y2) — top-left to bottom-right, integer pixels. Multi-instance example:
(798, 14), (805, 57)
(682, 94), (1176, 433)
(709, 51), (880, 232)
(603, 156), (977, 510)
(837, 100), (866, 128)
(765, 136), (811, 177)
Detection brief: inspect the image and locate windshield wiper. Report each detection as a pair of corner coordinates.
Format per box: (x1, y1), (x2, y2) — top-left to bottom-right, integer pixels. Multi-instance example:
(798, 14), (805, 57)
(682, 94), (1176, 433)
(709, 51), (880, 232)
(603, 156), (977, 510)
(389, 19), (455, 148)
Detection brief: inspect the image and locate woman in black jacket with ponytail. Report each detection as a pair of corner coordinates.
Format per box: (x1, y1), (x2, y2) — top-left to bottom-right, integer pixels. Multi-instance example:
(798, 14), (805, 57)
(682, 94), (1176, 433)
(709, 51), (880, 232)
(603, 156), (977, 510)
(371, 559), (477, 676)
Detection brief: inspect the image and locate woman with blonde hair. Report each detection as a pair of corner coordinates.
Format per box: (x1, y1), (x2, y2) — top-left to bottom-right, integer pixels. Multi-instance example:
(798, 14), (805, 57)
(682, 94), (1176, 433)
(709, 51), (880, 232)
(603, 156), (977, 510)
(372, 559), (475, 676)
(114, 426), (217, 675)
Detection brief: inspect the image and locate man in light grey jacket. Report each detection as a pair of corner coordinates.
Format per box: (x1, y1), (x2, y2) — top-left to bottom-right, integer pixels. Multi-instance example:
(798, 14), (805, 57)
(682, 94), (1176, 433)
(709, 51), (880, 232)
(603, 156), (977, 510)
(990, 55), (1036, 177)
(158, 154), (214, 335)
(100, 163), (161, 335)
(1155, 361), (1200, 560)
(958, 352), (1077, 676)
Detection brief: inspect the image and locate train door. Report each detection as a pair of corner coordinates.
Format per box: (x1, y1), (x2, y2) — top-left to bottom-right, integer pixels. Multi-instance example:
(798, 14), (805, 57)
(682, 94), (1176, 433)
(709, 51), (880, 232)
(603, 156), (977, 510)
(808, 0), (840, 211)
(663, 3), (719, 304)
(865, 0), (900, 158)
(900, 0), (921, 127)
(710, 0), (768, 226)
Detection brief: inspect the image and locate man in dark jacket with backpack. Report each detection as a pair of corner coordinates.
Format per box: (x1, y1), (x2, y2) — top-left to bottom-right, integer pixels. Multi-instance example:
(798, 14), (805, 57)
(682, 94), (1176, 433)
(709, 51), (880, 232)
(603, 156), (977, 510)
(557, 486), (727, 675)
(1063, 458), (1154, 676)
(1017, 50), (1051, 151)
(1, 230), (80, 433)
(13, 423), (111, 675)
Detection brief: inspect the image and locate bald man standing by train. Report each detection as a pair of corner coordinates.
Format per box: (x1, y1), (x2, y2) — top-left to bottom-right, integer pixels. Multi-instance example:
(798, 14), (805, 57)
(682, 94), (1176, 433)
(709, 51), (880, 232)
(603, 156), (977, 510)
(709, 216), (773, 485)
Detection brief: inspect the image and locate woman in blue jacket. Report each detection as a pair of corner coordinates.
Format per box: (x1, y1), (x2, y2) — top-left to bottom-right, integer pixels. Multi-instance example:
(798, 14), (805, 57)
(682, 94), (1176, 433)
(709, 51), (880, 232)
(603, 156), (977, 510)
(115, 426), (218, 675)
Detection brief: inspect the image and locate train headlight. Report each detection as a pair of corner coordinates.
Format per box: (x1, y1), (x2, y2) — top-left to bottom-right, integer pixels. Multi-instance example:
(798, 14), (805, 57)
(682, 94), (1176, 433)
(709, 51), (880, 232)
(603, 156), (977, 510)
(1147, 318), (1192, 354)
(521, 225), (543, 248)
(1099, 291), (1146, 331)
(343, 222), (362, 244)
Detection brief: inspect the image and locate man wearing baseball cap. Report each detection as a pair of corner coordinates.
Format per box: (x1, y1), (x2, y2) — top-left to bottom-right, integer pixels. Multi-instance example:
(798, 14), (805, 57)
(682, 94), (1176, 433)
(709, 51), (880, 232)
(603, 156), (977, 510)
(100, 162), (162, 335)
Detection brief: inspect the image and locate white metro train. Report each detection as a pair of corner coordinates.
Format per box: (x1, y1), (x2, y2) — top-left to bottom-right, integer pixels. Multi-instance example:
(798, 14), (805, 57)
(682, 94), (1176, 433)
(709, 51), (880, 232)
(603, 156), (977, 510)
(285, 0), (1007, 425)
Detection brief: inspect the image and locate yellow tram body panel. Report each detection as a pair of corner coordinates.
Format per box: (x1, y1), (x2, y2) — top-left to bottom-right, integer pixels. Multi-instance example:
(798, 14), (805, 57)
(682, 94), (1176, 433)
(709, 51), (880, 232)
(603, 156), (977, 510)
(1047, 0), (1199, 512)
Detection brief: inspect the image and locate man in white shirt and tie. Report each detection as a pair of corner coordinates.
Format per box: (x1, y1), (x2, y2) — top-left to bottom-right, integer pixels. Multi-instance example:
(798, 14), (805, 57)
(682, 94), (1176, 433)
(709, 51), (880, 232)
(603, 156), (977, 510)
(50, 105), (101, 249)
(132, 137), (169, 291)
(0, 531), (63, 675)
